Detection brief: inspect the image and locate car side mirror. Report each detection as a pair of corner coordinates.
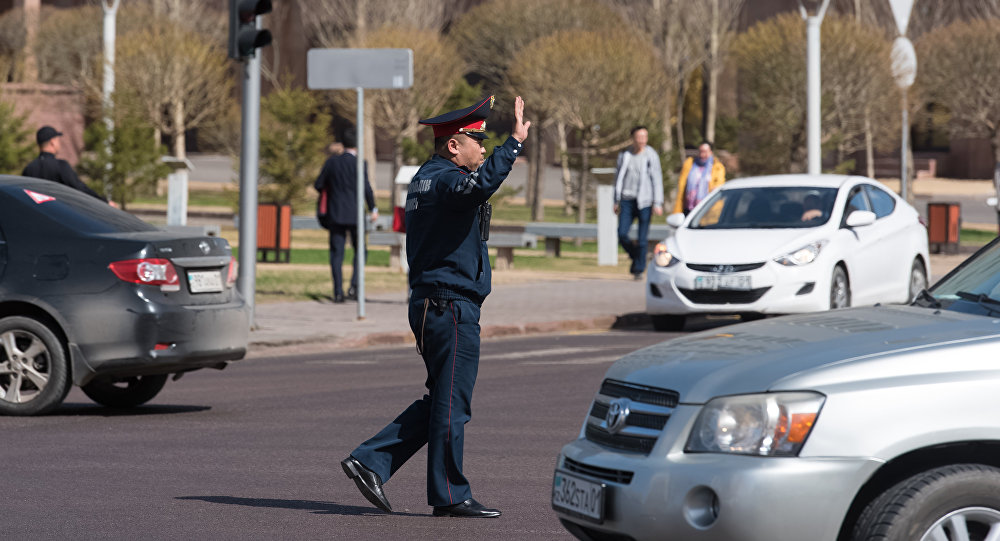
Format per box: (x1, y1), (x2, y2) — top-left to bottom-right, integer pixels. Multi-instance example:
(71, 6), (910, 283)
(845, 210), (876, 228)
(666, 213), (685, 228)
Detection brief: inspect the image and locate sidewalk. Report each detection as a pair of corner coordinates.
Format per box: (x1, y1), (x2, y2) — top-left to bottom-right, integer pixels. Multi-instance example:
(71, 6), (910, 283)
(248, 247), (973, 354)
(249, 275), (646, 354)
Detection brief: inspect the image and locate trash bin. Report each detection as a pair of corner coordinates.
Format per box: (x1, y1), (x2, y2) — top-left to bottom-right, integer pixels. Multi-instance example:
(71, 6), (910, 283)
(927, 202), (960, 254)
(257, 203), (291, 263)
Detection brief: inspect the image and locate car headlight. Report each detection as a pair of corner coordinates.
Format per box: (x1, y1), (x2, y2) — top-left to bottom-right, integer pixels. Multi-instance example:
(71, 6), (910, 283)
(654, 243), (680, 267)
(685, 392), (825, 457)
(774, 240), (827, 266)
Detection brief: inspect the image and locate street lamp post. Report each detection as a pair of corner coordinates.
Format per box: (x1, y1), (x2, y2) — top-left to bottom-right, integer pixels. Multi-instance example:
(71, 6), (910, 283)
(798, 0), (830, 176)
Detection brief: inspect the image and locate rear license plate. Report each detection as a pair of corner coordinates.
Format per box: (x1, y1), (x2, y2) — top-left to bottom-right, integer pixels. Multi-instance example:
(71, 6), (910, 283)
(552, 469), (606, 523)
(695, 274), (751, 290)
(187, 270), (223, 293)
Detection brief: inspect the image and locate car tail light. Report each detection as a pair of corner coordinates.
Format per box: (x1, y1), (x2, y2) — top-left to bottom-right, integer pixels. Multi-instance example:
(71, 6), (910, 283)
(108, 258), (180, 291)
(226, 256), (239, 288)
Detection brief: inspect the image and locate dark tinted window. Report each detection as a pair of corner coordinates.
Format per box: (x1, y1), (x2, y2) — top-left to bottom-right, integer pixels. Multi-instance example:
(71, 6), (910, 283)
(864, 184), (896, 218)
(844, 187), (870, 216)
(690, 186), (838, 229)
(9, 182), (156, 234)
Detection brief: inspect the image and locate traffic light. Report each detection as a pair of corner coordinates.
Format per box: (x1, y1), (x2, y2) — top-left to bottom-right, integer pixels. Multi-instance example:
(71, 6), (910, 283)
(228, 0), (272, 60)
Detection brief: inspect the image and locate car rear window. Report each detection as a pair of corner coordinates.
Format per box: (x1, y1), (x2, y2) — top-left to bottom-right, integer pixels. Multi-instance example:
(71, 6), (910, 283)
(10, 182), (157, 234)
(690, 186), (838, 229)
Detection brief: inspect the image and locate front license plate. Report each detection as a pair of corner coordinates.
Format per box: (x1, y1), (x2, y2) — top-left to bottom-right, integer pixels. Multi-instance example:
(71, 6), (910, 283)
(552, 470), (606, 523)
(187, 270), (223, 293)
(695, 274), (752, 290)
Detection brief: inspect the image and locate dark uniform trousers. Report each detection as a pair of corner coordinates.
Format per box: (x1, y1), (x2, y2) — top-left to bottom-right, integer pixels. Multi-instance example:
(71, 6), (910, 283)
(350, 295), (481, 506)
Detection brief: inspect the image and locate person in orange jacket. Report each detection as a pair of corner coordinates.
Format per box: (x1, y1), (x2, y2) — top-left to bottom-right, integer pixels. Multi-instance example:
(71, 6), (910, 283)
(673, 141), (726, 216)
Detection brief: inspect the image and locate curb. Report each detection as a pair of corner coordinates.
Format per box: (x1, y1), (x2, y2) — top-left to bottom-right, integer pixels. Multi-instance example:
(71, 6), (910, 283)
(248, 313), (653, 352)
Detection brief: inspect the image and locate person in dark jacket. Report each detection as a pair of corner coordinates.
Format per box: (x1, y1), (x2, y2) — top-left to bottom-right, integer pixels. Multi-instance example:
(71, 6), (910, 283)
(340, 95), (530, 518)
(313, 128), (377, 303)
(23, 126), (109, 204)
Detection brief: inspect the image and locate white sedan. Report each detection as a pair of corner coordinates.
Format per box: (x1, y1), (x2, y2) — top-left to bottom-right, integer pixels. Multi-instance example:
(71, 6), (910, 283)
(647, 174), (929, 331)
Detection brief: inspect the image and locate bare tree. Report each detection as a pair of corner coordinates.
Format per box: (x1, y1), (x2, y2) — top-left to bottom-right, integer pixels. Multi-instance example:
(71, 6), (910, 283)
(113, 23), (232, 160)
(453, 0), (625, 219)
(603, 0), (705, 158)
(509, 28), (666, 221)
(917, 18), (1000, 178)
(733, 13), (898, 175)
(701, 0), (745, 145)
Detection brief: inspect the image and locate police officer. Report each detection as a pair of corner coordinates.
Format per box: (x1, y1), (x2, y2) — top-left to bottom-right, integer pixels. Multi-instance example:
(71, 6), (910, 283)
(22, 126), (109, 203)
(341, 95), (530, 518)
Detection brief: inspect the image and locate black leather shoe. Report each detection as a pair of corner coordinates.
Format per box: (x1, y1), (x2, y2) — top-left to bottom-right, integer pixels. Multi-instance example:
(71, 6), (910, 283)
(341, 456), (392, 513)
(333, 293), (345, 303)
(432, 498), (501, 518)
(346, 287), (357, 301)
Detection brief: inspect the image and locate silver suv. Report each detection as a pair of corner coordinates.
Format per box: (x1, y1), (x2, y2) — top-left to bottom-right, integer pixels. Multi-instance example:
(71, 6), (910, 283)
(554, 238), (1000, 541)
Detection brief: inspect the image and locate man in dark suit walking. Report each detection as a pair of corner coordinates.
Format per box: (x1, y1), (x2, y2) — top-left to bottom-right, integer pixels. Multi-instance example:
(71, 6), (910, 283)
(23, 126), (112, 205)
(314, 128), (377, 303)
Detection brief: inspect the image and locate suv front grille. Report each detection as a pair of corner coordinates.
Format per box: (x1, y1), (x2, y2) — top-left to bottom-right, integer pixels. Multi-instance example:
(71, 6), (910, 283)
(584, 379), (677, 456)
(562, 456), (634, 484)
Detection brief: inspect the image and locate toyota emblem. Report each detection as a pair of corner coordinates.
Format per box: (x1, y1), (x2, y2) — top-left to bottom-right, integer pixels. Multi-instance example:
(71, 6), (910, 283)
(199, 240), (211, 255)
(606, 398), (631, 435)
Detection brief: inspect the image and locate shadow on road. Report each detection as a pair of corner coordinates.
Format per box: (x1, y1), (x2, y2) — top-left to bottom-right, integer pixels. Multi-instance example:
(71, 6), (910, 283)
(176, 495), (425, 517)
(53, 403), (212, 416)
(612, 312), (750, 333)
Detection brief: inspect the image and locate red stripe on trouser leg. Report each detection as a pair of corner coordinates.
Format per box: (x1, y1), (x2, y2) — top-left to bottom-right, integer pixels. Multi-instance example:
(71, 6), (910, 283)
(445, 302), (458, 504)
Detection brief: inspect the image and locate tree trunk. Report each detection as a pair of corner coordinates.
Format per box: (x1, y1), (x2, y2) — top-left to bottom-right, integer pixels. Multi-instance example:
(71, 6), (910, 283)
(22, 0), (39, 83)
(577, 134), (589, 226)
(532, 132), (546, 221)
(172, 100), (185, 160)
(992, 135), (1000, 234)
(526, 133), (538, 214)
(661, 101), (673, 156)
(676, 80), (687, 160)
(703, 0), (720, 144)
(864, 107), (874, 178)
(557, 121), (574, 216)
(391, 134), (404, 209)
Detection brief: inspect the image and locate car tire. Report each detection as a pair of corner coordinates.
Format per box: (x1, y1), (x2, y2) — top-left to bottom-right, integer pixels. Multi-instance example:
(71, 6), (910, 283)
(850, 464), (1000, 541)
(82, 374), (168, 408)
(0, 316), (71, 416)
(650, 314), (686, 331)
(830, 265), (851, 309)
(908, 259), (928, 303)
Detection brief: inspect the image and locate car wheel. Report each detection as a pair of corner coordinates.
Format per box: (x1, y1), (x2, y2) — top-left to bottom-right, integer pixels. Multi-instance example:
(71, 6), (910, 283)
(82, 374), (168, 408)
(0, 316), (71, 416)
(908, 259), (928, 303)
(650, 314), (685, 331)
(830, 265), (851, 309)
(851, 464), (1000, 541)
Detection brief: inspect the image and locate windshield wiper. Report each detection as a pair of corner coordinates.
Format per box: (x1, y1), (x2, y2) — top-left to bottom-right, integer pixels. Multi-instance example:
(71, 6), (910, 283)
(955, 290), (1000, 315)
(913, 288), (941, 308)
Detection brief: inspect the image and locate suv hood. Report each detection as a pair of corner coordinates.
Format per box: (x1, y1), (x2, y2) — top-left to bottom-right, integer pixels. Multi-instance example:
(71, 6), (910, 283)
(607, 306), (1000, 403)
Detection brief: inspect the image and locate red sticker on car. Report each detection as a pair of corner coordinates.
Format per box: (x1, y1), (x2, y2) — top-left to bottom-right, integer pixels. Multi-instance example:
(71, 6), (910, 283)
(24, 189), (56, 204)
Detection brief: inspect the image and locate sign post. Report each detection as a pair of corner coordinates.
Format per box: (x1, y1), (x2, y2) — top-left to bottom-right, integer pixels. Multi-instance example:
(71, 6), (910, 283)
(307, 48), (413, 320)
(888, 0), (916, 201)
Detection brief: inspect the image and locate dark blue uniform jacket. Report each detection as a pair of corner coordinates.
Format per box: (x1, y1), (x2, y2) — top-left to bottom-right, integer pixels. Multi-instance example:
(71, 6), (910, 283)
(405, 136), (523, 305)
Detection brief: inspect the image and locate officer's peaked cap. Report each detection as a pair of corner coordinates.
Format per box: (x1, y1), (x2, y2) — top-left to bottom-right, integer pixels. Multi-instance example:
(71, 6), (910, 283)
(419, 96), (494, 140)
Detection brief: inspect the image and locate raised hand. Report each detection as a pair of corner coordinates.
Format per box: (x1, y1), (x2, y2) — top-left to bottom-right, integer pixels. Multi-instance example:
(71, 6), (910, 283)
(512, 96), (531, 142)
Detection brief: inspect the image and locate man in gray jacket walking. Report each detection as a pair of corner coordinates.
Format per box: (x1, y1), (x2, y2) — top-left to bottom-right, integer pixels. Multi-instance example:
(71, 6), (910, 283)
(614, 126), (663, 280)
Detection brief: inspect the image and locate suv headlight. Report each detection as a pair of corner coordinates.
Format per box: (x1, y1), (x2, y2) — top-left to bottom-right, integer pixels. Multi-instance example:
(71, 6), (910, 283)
(774, 240), (827, 266)
(654, 243), (680, 267)
(685, 392), (825, 456)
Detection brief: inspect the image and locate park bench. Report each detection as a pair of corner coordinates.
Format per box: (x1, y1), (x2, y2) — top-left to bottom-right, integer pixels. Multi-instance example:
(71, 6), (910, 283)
(524, 222), (675, 257)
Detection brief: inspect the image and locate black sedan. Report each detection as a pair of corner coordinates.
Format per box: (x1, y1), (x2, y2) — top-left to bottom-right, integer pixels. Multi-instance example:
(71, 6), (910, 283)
(0, 176), (249, 415)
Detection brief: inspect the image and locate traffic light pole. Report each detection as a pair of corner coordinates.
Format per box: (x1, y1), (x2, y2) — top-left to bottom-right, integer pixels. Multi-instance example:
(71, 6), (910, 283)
(236, 16), (262, 327)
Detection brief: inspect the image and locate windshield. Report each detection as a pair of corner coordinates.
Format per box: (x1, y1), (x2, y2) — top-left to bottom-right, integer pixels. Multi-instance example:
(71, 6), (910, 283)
(689, 186), (838, 229)
(927, 240), (1000, 316)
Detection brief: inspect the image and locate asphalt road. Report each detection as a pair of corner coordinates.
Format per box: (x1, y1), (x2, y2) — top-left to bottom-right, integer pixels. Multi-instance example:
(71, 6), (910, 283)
(1, 328), (678, 541)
